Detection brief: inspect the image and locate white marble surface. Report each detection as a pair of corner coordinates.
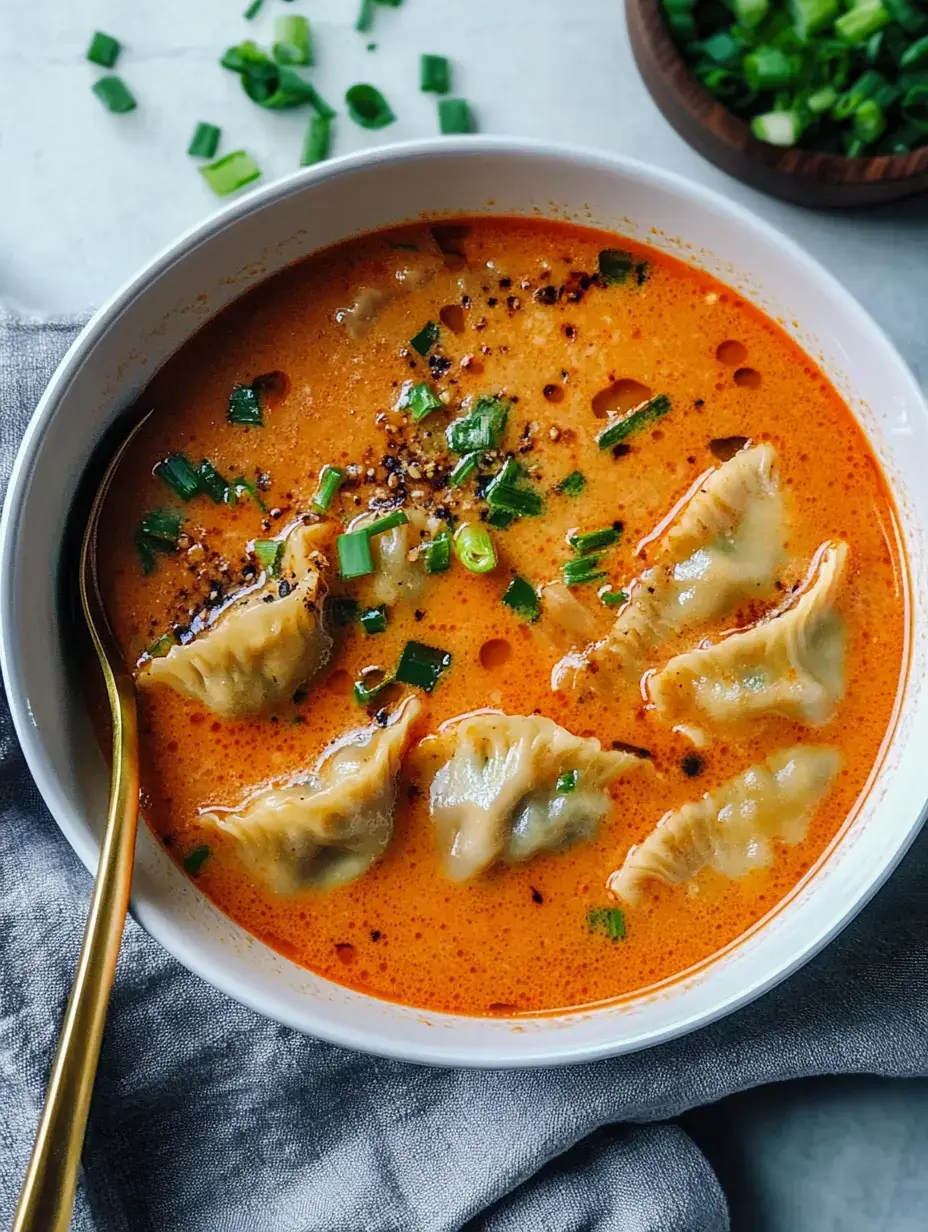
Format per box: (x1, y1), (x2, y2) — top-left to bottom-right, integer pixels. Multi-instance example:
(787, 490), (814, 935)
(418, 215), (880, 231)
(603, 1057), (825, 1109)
(3, 0), (928, 1226)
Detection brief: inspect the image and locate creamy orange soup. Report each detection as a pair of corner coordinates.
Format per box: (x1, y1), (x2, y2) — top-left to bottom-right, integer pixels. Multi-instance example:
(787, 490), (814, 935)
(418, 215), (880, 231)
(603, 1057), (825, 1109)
(97, 218), (906, 1016)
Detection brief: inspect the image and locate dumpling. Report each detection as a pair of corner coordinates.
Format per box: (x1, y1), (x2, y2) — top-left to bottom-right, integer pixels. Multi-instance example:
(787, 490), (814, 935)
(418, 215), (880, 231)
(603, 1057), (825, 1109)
(418, 711), (648, 881)
(349, 508), (438, 606)
(608, 745), (841, 904)
(649, 541), (848, 737)
(554, 444), (785, 697)
(336, 235), (446, 340)
(139, 522), (333, 717)
(202, 696), (421, 894)
(537, 581), (601, 654)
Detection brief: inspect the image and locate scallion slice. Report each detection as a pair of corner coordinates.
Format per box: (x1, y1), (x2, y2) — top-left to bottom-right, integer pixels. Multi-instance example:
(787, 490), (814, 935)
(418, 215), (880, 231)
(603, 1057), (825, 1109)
(438, 97), (474, 133)
(562, 553), (607, 587)
(599, 587), (629, 608)
(136, 510), (182, 573)
(502, 576), (540, 623)
(353, 669), (395, 706)
(902, 82), (928, 128)
(92, 76), (137, 114)
(226, 476), (267, 512)
(273, 14), (312, 66)
(254, 538), (284, 576)
(791, 0), (840, 37)
(751, 109), (804, 146)
(244, 0), (265, 18)
(148, 631), (176, 659)
(421, 529), (452, 573)
(154, 453), (201, 501)
(356, 0), (374, 31)
(400, 380), (443, 421)
(730, 0), (770, 27)
(486, 508), (515, 529)
(453, 523), (497, 574)
(360, 605), (388, 634)
(366, 510), (408, 537)
(346, 82), (395, 128)
(410, 320), (440, 355)
(485, 459), (543, 517)
(557, 471), (587, 496)
(901, 34), (928, 67)
(395, 640), (452, 692)
(312, 465), (344, 512)
(196, 461), (228, 504)
(200, 150), (261, 197)
(228, 382), (263, 426)
(556, 769), (579, 794)
(183, 845), (211, 876)
(854, 96), (888, 140)
(337, 531), (375, 579)
(187, 123), (221, 160)
(87, 31), (122, 68)
(446, 395), (509, 453)
(569, 525), (621, 553)
(835, 0), (891, 44)
(598, 248), (643, 285)
(301, 114), (332, 166)
(420, 54), (451, 93)
(744, 46), (795, 91)
(596, 393), (671, 449)
(587, 906), (625, 941)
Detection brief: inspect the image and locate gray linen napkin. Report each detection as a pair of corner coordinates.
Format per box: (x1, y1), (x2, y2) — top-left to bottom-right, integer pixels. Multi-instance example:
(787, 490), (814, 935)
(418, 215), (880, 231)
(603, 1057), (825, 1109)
(2, 313), (927, 1232)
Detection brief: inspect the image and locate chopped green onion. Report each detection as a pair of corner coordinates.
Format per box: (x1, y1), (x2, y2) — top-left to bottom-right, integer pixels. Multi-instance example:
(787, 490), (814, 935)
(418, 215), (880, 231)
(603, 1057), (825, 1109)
(356, 0), (374, 32)
(832, 69), (885, 119)
(448, 452), (479, 487)
(485, 480), (543, 517)
(87, 31), (122, 69)
(148, 632), (176, 659)
(883, 0), (928, 34)
(395, 641), (452, 692)
(438, 97), (474, 133)
(731, 0), (770, 27)
(596, 393), (671, 449)
(599, 587), (629, 608)
(228, 382), (263, 426)
(557, 471), (587, 496)
(421, 530), (452, 573)
(136, 510), (182, 573)
(410, 320), (440, 355)
(446, 395), (509, 453)
(421, 54), (451, 93)
(312, 465), (344, 512)
(556, 769), (579, 794)
(346, 82), (395, 128)
(562, 553), (607, 587)
(486, 508), (515, 529)
(790, 0), (839, 37)
(366, 510), (409, 537)
(752, 109), (804, 145)
(453, 524), (497, 574)
(360, 605), (388, 634)
(200, 150), (261, 197)
(301, 114), (331, 165)
(806, 85), (839, 115)
(92, 77), (137, 114)
(902, 83), (928, 128)
(502, 576), (540, 623)
(569, 526), (621, 554)
(226, 477), (267, 512)
(244, 0), (265, 18)
(254, 538), (284, 576)
(353, 670), (395, 706)
(400, 380), (443, 421)
(329, 596), (360, 626)
(901, 34), (928, 67)
(273, 14), (312, 66)
(744, 46), (795, 90)
(598, 248), (648, 285)
(587, 907), (625, 941)
(835, 0), (891, 44)
(854, 96), (888, 140)
(154, 454), (201, 501)
(337, 531), (375, 579)
(183, 845), (211, 877)
(187, 122), (221, 159)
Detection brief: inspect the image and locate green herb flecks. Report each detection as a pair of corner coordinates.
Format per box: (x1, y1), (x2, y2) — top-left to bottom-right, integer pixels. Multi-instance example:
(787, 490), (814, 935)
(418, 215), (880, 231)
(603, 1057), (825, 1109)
(502, 576), (540, 623)
(395, 641), (452, 692)
(183, 845), (212, 877)
(446, 395), (509, 453)
(597, 394), (671, 450)
(587, 906), (626, 941)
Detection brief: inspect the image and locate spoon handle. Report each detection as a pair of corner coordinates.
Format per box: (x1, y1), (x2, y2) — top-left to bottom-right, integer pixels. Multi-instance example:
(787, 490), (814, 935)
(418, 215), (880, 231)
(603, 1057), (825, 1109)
(13, 674), (139, 1232)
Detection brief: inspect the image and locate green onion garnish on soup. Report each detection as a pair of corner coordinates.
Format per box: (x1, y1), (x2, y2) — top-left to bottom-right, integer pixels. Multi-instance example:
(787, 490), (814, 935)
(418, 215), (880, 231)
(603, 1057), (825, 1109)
(337, 531), (375, 579)
(196, 460), (228, 504)
(453, 524), (497, 574)
(557, 769), (579, 794)
(596, 393), (671, 449)
(599, 587), (629, 608)
(395, 641), (452, 692)
(446, 395), (509, 453)
(569, 525), (621, 553)
(502, 576), (540, 623)
(136, 510), (182, 574)
(360, 605), (389, 634)
(366, 510), (409, 536)
(485, 457), (544, 518)
(154, 453), (201, 502)
(598, 249), (648, 285)
(562, 553), (607, 587)
(587, 907), (625, 941)
(410, 320), (440, 356)
(486, 508), (515, 530)
(254, 539), (284, 577)
(228, 382), (264, 426)
(183, 845), (211, 876)
(448, 452), (479, 488)
(400, 381), (443, 422)
(312, 465), (344, 512)
(557, 471), (587, 496)
(420, 530), (452, 573)
(225, 476), (267, 512)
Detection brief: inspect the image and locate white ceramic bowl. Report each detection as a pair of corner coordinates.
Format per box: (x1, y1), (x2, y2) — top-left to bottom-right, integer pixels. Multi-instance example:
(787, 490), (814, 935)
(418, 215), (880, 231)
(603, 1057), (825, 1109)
(2, 138), (927, 1068)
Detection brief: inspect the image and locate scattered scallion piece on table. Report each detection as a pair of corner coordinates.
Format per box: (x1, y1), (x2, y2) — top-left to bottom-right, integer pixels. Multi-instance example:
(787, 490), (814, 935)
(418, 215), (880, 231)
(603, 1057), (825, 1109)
(183, 845), (211, 877)
(557, 769), (579, 794)
(345, 82), (395, 128)
(400, 380), (443, 421)
(420, 54), (451, 93)
(312, 464), (344, 512)
(502, 576), (540, 623)
(197, 460), (229, 503)
(446, 395), (509, 453)
(301, 114), (332, 165)
(92, 76), (137, 114)
(596, 394), (671, 449)
(557, 471), (587, 496)
(273, 14), (312, 66)
(453, 524), (497, 574)
(438, 97), (474, 133)
(244, 0), (265, 19)
(337, 530), (375, 579)
(420, 530), (452, 573)
(154, 453), (201, 501)
(201, 150), (261, 197)
(395, 641), (452, 692)
(360, 605), (389, 634)
(187, 122), (221, 159)
(87, 31), (122, 69)
(228, 381), (264, 425)
(254, 538), (284, 577)
(410, 320), (440, 355)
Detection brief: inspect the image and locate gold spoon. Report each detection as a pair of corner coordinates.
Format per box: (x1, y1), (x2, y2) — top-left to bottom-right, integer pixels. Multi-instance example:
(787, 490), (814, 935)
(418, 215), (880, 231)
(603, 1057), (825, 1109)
(13, 420), (147, 1232)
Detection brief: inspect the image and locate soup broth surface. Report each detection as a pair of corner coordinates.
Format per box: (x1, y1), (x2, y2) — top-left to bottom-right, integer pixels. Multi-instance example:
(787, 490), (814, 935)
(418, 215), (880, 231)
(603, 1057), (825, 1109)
(97, 217), (906, 1015)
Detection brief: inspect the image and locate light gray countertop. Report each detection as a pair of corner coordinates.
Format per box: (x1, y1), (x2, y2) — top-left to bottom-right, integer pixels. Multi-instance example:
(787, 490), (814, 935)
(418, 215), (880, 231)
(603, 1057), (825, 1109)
(3, 0), (928, 1226)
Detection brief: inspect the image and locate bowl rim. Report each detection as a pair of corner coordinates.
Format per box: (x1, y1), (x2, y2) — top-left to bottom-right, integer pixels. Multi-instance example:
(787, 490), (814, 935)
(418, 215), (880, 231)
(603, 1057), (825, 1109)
(626, 0), (928, 189)
(2, 135), (926, 1067)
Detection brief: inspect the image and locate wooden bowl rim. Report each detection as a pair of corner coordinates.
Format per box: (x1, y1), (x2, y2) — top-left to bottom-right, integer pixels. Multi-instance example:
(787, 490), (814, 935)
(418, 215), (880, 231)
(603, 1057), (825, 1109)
(633, 0), (928, 187)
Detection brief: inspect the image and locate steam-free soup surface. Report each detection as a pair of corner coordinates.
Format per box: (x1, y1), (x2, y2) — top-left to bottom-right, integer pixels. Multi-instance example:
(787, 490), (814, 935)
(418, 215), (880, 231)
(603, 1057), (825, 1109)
(97, 218), (906, 1015)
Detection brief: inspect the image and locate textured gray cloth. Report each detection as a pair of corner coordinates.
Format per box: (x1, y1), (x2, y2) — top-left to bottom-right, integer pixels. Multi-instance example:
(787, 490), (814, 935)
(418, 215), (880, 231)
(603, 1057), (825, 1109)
(1, 314), (927, 1232)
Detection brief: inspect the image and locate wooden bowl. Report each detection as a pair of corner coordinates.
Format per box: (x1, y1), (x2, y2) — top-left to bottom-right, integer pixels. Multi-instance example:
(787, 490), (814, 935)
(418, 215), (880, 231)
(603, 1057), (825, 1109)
(627, 0), (928, 208)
